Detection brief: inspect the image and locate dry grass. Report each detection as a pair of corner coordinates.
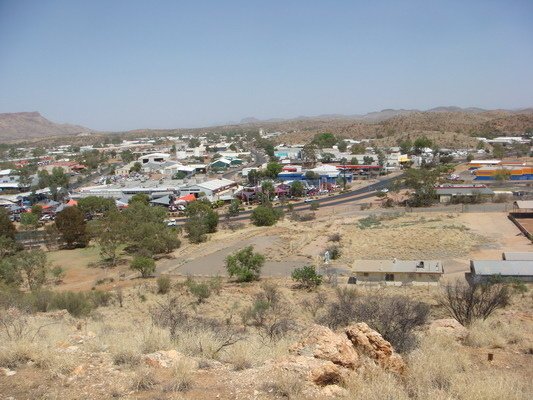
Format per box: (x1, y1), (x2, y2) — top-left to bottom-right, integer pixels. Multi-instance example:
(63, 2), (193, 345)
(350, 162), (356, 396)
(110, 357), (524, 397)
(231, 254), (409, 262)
(131, 366), (158, 391)
(222, 336), (293, 370)
(262, 370), (306, 399)
(163, 358), (195, 392)
(343, 333), (533, 400)
(464, 318), (532, 350)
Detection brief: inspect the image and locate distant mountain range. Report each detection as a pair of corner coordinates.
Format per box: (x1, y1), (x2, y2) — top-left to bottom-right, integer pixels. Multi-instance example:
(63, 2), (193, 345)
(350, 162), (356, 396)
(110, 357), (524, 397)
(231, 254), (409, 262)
(236, 106), (533, 125)
(1, 106), (532, 143)
(0, 112), (93, 142)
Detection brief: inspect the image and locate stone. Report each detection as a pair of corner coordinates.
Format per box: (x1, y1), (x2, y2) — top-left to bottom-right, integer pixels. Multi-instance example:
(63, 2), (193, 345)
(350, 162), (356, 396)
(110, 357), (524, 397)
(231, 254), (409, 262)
(142, 349), (182, 368)
(290, 325), (359, 369)
(1, 367), (16, 376)
(309, 362), (343, 386)
(345, 322), (406, 374)
(427, 318), (468, 340)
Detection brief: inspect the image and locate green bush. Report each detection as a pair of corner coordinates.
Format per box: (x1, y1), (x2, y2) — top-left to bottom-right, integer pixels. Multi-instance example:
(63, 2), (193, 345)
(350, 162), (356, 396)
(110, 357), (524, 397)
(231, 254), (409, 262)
(251, 206), (282, 227)
(157, 276), (172, 294)
(291, 266), (322, 289)
(326, 245), (341, 260)
(51, 292), (94, 317)
(186, 278), (211, 303)
(130, 256), (156, 278)
(226, 246), (265, 282)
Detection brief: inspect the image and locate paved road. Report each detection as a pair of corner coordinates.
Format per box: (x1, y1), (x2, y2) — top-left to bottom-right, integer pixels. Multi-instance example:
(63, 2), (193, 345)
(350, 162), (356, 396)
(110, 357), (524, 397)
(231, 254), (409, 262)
(173, 173), (401, 225)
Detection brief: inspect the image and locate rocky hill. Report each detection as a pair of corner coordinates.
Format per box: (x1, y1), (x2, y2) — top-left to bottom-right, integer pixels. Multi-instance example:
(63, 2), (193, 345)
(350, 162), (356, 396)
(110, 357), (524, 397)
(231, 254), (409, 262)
(0, 112), (93, 142)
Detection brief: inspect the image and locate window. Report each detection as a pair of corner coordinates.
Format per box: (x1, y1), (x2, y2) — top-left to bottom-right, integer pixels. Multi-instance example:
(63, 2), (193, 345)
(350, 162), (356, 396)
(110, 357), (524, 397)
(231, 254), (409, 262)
(363, 272), (369, 277)
(385, 273), (394, 281)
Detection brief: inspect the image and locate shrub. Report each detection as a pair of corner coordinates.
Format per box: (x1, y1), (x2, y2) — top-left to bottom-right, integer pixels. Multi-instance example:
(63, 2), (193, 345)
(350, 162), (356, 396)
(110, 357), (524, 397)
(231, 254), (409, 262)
(186, 279), (211, 304)
(357, 214), (381, 229)
(320, 289), (429, 352)
(89, 290), (113, 307)
(51, 292), (94, 318)
(225, 246), (265, 282)
(438, 280), (511, 326)
(130, 256), (156, 278)
(309, 202), (319, 211)
(164, 358), (194, 392)
(157, 276), (171, 294)
(251, 205), (282, 226)
(328, 233), (341, 242)
(291, 266), (322, 289)
(325, 244), (341, 260)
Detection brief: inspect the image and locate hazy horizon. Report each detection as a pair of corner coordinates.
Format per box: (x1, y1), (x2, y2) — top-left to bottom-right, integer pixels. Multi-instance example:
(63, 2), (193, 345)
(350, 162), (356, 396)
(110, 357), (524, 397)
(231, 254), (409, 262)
(1, 0), (532, 131)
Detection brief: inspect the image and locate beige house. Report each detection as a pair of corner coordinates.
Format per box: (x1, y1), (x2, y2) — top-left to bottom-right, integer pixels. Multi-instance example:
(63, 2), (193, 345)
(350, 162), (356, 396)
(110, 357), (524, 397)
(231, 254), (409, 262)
(352, 260), (443, 286)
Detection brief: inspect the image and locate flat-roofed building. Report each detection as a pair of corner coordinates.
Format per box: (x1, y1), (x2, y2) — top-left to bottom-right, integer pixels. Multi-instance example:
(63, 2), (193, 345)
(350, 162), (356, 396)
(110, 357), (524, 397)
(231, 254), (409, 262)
(352, 259), (443, 286)
(502, 252), (533, 261)
(179, 178), (237, 201)
(467, 260), (533, 283)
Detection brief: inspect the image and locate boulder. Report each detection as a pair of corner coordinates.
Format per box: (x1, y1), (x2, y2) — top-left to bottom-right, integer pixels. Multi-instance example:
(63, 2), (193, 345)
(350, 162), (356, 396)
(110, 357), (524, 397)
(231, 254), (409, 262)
(267, 355), (345, 387)
(290, 325), (359, 369)
(427, 318), (468, 340)
(142, 350), (183, 368)
(345, 323), (406, 374)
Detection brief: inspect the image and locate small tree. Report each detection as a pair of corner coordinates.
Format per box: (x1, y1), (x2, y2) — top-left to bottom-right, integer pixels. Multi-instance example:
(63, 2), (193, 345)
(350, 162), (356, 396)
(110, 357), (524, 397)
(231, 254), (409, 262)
(0, 208), (16, 240)
(14, 249), (48, 290)
(226, 246), (265, 282)
(290, 181), (305, 197)
(291, 266), (322, 289)
(438, 280), (511, 326)
(251, 205), (282, 226)
(20, 212), (39, 230)
(129, 193), (150, 206)
(55, 206), (88, 248)
(129, 162), (142, 173)
(130, 256), (156, 278)
(227, 199), (241, 218)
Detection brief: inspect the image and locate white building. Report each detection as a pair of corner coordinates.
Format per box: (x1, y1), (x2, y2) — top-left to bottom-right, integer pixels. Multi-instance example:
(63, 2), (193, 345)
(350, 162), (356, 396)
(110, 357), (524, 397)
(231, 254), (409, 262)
(179, 178), (237, 201)
(352, 260), (443, 286)
(139, 153), (171, 164)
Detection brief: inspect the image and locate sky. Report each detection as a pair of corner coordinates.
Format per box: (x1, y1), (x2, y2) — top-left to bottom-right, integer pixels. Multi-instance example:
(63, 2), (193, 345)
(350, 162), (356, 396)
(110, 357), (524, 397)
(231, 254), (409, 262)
(0, 0), (532, 131)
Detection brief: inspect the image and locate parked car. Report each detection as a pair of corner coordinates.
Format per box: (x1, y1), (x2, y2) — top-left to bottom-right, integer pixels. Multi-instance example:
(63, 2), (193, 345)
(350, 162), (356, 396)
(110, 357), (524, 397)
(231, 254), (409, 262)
(166, 219), (177, 227)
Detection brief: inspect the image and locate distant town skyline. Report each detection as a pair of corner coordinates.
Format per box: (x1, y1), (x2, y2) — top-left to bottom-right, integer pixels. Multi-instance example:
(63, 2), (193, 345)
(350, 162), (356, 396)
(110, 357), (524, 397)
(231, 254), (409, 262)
(1, 0), (532, 131)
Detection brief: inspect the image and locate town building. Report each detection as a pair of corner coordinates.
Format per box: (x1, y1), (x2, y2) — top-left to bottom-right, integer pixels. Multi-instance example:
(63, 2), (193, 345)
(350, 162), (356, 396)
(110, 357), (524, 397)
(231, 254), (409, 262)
(434, 184), (494, 203)
(179, 178), (238, 201)
(351, 259), (443, 285)
(467, 260), (533, 283)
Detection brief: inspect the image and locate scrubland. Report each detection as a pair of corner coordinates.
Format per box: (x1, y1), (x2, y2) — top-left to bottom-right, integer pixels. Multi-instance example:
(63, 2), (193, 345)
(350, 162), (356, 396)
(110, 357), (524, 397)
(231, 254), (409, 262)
(1, 277), (532, 399)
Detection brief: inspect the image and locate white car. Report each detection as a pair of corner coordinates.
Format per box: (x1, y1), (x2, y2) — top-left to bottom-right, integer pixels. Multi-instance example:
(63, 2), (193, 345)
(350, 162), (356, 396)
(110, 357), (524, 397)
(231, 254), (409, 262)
(304, 198), (314, 203)
(166, 219), (177, 227)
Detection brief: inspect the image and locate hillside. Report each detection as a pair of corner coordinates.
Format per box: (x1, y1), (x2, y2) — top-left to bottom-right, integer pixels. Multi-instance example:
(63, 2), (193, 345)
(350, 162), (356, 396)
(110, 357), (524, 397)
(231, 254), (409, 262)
(0, 112), (93, 142)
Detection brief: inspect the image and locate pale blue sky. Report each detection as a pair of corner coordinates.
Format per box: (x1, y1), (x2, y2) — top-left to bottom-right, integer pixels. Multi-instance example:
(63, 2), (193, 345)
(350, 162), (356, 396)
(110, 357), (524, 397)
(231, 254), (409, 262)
(0, 0), (532, 131)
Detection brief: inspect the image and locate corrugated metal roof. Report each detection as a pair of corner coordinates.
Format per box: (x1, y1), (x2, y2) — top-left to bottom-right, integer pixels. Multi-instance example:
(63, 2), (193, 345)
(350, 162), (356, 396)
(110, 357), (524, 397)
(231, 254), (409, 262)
(502, 252), (533, 261)
(435, 187), (494, 195)
(471, 260), (533, 276)
(353, 260), (443, 274)
(194, 178), (236, 191)
(515, 200), (533, 209)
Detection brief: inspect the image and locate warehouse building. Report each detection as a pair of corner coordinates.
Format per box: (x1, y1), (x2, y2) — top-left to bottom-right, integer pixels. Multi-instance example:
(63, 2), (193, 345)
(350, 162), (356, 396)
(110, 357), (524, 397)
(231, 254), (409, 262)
(467, 260), (533, 283)
(179, 178), (237, 201)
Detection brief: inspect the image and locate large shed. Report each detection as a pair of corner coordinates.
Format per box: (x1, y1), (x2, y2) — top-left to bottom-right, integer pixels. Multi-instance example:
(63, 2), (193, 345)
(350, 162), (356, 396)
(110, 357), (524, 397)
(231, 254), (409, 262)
(467, 260), (533, 283)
